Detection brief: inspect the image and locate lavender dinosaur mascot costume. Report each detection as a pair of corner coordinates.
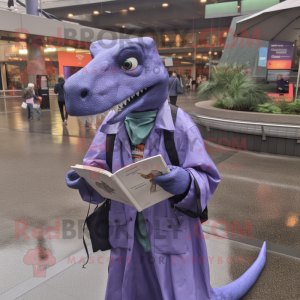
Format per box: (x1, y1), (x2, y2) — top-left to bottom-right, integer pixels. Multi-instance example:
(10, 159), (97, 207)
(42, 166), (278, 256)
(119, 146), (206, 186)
(64, 37), (266, 300)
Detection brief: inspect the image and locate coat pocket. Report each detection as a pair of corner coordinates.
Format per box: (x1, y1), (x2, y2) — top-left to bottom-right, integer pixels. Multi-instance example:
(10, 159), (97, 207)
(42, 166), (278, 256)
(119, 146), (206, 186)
(154, 216), (187, 254)
(108, 210), (128, 249)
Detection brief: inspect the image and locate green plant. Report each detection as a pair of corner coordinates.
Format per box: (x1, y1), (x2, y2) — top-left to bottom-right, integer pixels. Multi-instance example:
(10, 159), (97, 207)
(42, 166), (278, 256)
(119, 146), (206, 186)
(273, 98), (289, 111)
(284, 99), (300, 114)
(255, 103), (282, 114)
(211, 100), (227, 109)
(197, 63), (270, 111)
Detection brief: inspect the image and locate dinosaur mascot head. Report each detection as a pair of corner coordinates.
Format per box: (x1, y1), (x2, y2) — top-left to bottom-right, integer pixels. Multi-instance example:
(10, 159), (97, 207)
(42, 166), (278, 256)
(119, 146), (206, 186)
(64, 37), (169, 124)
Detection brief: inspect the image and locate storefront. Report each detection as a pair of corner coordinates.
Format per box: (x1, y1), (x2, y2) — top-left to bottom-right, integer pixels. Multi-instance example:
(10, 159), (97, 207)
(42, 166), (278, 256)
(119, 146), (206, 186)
(0, 31), (91, 91)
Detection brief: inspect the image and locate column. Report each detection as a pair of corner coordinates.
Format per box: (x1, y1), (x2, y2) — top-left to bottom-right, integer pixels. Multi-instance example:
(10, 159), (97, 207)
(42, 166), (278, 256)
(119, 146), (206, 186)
(25, 0), (39, 16)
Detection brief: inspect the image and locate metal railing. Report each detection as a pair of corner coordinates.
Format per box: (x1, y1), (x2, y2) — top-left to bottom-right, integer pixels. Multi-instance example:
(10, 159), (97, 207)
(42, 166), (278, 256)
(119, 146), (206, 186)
(190, 112), (300, 141)
(0, 90), (23, 98)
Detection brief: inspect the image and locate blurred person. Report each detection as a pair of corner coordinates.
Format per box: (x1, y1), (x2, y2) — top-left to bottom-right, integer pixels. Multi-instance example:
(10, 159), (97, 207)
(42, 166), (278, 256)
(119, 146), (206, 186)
(54, 75), (68, 125)
(277, 74), (285, 93)
(22, 83), (41, 121)
(168, 71), (181, 106)
(196, 74), (202, 88)
(7, 0), (16, 11)
(181, 75), (188, 92)
(175, 69), (181, 82)
(192, 78), (196, 90)
(202, 75), (207, 82)
(187, 76), (192, 92)
(86, 115), (97, 130)
(78, 115), (97, 129)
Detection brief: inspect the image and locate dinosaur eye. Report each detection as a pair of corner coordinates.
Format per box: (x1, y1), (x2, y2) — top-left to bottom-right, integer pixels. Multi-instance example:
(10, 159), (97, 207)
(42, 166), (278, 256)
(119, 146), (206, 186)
(121, 57), (138, 71)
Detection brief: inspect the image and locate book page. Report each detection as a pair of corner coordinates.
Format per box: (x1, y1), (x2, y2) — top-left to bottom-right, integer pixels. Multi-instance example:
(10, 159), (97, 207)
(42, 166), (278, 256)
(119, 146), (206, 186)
(114, 155), (174, 210)
(71, 165), (132, 207)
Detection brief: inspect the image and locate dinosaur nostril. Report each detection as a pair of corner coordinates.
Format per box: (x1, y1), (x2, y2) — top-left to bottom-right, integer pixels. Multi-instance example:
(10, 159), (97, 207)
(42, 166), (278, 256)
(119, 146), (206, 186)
(81, 90), (88, 98)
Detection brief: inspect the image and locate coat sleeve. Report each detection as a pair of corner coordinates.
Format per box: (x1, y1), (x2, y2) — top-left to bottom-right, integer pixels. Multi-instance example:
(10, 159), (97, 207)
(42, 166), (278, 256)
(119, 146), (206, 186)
(79, 112), (116, 204)
(33, 94), (39, 101)
(175, 125), (221, 214)
(54, 84), (58, 94)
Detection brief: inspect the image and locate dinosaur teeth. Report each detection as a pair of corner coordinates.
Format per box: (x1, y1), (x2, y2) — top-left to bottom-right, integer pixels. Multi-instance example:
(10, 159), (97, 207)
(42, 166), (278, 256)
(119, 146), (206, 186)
(117, 87), (150, 111)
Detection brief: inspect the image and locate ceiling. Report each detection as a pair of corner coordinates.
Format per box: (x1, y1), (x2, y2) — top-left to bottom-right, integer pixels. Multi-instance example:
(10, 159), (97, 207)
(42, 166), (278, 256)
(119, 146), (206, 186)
(42, 0), (233, 33)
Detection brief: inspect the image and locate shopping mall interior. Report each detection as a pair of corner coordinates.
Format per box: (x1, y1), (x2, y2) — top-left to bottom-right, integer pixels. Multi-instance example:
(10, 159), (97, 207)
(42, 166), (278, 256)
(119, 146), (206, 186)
(0, 0), (299, 300)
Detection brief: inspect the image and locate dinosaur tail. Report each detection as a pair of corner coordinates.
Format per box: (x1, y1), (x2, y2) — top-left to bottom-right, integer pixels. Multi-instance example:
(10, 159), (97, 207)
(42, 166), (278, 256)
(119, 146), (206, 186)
(211, 241), (267, 300)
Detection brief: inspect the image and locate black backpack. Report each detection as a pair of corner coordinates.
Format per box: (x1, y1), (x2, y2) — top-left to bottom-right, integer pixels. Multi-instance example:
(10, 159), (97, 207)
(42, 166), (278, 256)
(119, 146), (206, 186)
(82, 104), (207, 267)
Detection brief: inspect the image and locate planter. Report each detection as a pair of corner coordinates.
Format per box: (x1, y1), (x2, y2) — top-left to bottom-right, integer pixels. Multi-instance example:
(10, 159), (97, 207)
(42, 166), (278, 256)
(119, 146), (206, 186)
(190, 100), (300, 157)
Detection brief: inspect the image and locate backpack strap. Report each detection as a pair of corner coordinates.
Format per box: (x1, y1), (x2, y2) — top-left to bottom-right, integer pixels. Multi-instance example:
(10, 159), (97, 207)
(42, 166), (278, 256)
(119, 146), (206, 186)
(164, 104), (180, 167)
(164, 103), (208, 223)
(106, 134), (116, 171)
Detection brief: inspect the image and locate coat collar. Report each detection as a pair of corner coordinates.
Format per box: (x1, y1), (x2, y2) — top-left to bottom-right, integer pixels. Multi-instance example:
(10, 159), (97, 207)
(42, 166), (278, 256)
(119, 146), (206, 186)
(100, 100), (174, 157)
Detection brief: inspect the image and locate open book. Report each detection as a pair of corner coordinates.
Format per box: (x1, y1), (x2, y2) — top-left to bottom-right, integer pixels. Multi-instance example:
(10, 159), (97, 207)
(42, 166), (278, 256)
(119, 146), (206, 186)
(72, 155), (173, 212)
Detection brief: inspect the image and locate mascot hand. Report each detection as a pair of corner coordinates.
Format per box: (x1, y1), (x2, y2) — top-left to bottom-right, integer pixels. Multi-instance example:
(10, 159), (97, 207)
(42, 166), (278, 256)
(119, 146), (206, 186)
(65, 170), (102, 204)
(153, 165), (191, 195)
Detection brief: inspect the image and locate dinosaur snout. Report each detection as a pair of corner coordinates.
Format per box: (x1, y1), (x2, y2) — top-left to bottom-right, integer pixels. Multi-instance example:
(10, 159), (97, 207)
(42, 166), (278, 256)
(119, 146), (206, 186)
(64, 74), (111, 117)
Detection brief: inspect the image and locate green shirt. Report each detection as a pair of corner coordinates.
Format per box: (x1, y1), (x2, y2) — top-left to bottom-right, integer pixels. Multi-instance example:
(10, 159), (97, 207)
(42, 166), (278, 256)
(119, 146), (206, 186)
(124, 110), (158, 252)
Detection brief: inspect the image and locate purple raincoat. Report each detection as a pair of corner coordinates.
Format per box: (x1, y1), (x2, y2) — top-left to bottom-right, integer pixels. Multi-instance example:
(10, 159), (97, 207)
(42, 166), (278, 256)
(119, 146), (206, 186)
(81, 101), (221, 300)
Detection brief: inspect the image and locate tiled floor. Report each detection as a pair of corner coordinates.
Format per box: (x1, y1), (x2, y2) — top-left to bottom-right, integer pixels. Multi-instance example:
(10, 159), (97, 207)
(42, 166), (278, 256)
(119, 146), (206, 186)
(0, 92), (299, 299)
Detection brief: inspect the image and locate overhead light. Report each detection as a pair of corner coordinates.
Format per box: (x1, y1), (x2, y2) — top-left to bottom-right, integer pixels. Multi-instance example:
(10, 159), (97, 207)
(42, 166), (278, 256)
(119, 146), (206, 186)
(68, 13), (73, 17)
(122, 25), (125, 28)
(197, 55), (202, 58)
(172, 53), (176, 56)
(178, 56), (183, 59)
(162, 3), (169, 7)
(129, 7), (135, 11)
(105, 11), (111, 13)
(198, 32), (201, 34)
(19, 49), (28, 54)
(214, 52), (217, 55)
(67, 48), (75, 51)
(93, 11), (99, 15)
(208, 51), (212, 54)
(200, 0), (207, 2)
(222, 50), (224, 52)
(188, 52), (192, 56)
(237, 5), (240, 9)
(121, 9), (127, 12)
(44, 48), (56, 52)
